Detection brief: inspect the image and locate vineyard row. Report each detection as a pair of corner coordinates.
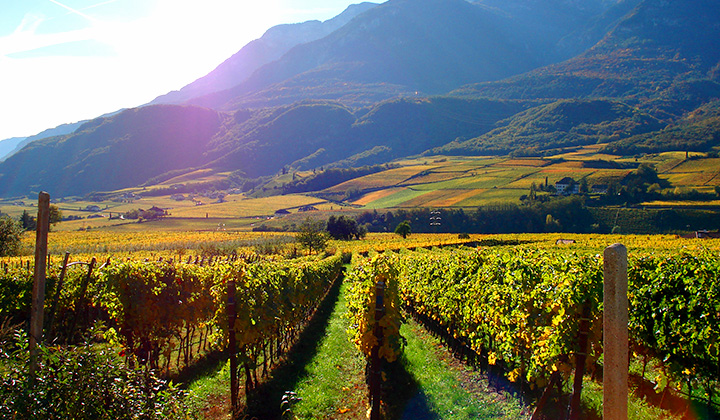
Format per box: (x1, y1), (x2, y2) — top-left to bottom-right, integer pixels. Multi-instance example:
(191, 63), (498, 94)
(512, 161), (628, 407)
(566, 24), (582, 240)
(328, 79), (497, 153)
(345, 246), (720, 414)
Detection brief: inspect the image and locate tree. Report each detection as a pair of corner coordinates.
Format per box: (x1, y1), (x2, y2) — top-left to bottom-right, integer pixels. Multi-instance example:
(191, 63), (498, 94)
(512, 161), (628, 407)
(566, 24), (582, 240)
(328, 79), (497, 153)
(295, 218), (329, 254)
(49, 205), (63, 225)
(545, 214), (561, 232)
(18, 205), (62, 231)
(0, 216), (22, 256)
(327, 215), (361, 240)
(19, 210), (35, 231)
(355, 224), (368, 240)
(394, 220), (411, 239)
(579, 177), (589, 194)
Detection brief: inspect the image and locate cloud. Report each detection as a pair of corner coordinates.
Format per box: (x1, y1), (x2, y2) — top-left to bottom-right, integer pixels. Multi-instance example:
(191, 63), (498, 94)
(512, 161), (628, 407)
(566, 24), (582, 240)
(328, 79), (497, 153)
(0, 25), (99, 56)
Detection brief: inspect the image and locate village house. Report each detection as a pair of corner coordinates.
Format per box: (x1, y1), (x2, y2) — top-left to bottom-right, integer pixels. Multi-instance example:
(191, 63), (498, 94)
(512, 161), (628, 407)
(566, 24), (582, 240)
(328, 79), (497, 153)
(555, 177), (579, 195)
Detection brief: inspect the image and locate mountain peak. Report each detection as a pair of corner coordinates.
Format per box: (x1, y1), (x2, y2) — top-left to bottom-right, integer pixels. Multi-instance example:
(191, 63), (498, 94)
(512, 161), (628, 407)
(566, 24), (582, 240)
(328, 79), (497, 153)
(150, 2), (377, 106)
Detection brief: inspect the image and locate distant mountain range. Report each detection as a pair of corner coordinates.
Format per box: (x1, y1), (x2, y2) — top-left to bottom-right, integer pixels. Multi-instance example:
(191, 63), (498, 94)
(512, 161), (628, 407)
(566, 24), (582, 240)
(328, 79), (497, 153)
(1, 0), (719, 198)
(149, 2), (378, 106)
(0, 121), (87, 162)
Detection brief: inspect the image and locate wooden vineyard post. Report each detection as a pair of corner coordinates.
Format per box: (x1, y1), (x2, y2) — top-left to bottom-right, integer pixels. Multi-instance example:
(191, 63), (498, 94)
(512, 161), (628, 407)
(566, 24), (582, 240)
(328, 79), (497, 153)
(67, 258), (96, 342)
(604, 244), (628, 420)
(227, 280), (238, 418)
(29, 192), (50, 379)
(568, 301), (592, 420)
(370, 278), (385, 420)
(45, 251), (71, 337)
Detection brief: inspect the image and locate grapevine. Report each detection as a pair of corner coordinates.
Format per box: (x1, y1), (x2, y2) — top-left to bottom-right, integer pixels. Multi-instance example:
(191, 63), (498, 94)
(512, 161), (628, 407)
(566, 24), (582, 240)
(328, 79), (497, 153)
(346, 253), (404, 363)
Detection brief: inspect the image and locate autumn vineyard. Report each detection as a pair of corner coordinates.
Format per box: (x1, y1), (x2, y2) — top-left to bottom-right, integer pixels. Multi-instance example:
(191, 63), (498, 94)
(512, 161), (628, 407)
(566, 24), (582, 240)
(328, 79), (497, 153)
(2, 225), (720, 419)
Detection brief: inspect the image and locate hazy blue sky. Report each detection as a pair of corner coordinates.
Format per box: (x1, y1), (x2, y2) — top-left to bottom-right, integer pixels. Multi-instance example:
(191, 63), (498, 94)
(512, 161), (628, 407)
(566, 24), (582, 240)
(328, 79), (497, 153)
(0, 0), (374, 140)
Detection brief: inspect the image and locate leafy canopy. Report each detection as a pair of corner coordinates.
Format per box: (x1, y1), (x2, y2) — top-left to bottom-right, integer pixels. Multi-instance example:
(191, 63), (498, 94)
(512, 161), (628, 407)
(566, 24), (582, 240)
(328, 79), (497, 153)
(0, 216), (22, 256)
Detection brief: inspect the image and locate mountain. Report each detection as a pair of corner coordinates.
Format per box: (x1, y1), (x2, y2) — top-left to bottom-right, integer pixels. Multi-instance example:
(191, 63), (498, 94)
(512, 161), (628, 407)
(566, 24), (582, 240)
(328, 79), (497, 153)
(0, 120), (88, 162)
(0, 106), (220, 197)
(187, 0), (600, 111)
(478, 0), (628, 61)
(453, 0), (720, 108)
(1, 0), (720, 198)
(150, 2), (378, 106)
(0, 138), (26, 162)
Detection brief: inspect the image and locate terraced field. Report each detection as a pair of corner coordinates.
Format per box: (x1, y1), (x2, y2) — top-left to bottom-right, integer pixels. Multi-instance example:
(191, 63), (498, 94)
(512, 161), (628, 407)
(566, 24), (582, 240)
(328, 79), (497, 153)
(2, 147), (717, 230)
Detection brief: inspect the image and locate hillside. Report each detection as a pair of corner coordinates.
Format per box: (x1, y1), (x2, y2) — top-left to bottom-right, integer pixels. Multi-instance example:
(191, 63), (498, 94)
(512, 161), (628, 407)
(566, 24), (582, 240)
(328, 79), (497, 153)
(436, 99), (664, 156)
(601, 101), (720, 155)
(1, 0), (719, 198)
(0, 97), (526, 197)
(204, 97), (529, 176)
(149, 2), (378, 106)
(188, 0), (597, 111)
(0, 106), (221, 197)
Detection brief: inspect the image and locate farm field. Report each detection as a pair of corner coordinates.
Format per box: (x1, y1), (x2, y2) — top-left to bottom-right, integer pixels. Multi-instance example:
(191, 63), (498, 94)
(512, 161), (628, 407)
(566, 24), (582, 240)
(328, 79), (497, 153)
(7, 228), (719, 264)
(3, 225), (720, 419)
(2, 148), (718, 232)
(327, 148), (720, 209)
(2, 148), (719, 418)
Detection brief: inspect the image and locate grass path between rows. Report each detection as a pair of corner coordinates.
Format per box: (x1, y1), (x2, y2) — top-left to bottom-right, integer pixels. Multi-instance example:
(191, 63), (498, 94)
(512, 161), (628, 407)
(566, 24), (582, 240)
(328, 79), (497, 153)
(290, 277), (528, 419)
(394, 319), (527, 420)
(186, 276), (527, 419)
(288, 278), (368, 419)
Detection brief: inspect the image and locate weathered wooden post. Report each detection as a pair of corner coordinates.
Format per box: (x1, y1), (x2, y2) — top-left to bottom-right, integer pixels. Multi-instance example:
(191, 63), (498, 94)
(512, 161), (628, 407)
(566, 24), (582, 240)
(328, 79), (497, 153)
(29, 191), (50, 378)
(45, 251), (71, 337)
(604, 243), (628, 420)
(67, 258), (96, 342)
(227, 280), (238, 419)
(568, 301), (592, 420)
(370, 278), (386, 420)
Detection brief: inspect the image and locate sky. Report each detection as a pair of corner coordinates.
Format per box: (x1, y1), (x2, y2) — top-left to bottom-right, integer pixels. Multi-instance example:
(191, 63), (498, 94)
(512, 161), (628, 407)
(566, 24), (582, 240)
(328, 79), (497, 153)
(0, 0), (366, 141)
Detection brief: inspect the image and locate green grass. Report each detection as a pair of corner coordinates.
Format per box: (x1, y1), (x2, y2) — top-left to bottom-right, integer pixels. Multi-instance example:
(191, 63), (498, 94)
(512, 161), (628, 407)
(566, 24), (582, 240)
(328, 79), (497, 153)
(394, 319), (527, 420)
(579, 379), (679, 420)
(362, 188), (429, 209)
(186, 357), (232, 420)
(289, 279), (367, 419)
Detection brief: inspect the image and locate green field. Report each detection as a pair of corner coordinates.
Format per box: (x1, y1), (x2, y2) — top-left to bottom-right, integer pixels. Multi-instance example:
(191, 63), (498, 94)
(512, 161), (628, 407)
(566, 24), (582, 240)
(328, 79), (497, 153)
(2, 147), (719, 232)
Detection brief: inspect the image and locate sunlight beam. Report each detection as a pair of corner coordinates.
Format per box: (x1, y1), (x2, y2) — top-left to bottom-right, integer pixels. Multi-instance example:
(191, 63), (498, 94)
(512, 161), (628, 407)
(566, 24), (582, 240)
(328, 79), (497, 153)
(48, 0), (99, 23)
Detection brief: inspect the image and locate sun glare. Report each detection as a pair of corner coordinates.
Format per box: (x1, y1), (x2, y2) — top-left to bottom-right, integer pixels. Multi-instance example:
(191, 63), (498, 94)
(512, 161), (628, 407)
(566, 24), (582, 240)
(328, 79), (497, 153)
(0, 0), (283, 140)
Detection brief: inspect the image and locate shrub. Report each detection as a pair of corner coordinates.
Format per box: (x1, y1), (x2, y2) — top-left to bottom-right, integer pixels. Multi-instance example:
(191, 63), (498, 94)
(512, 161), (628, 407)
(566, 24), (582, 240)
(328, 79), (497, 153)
(0, 327), (195, 420)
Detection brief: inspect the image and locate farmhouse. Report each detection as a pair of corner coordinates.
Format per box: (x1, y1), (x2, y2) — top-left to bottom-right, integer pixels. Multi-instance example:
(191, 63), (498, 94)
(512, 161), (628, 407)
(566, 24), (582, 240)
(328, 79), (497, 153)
(555, 177), (579, 195)
(682, 230), (720, 239)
